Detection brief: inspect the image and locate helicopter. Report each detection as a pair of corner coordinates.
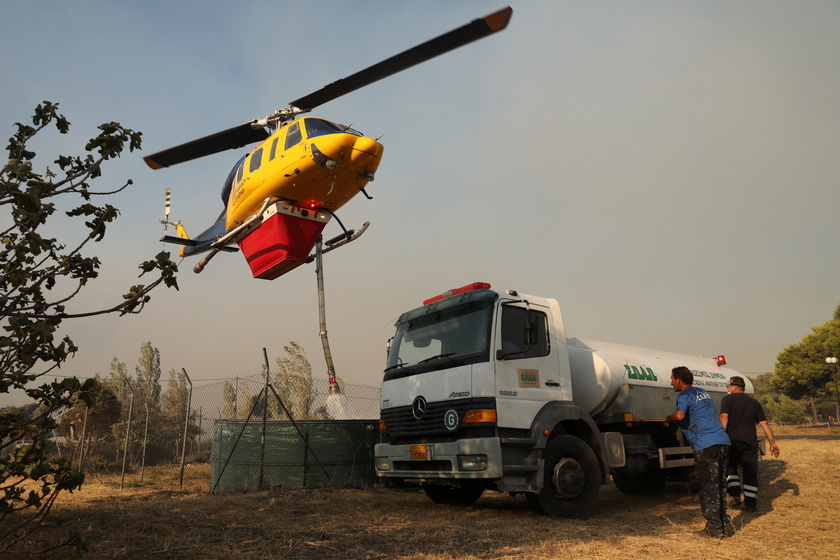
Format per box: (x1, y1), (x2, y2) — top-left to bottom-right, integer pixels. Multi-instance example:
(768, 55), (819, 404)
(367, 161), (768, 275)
(145, 6), (512, 280)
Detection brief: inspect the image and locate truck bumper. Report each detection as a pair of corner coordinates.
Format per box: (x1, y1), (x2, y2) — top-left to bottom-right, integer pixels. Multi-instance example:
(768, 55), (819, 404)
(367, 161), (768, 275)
(375, 437), (504, 481)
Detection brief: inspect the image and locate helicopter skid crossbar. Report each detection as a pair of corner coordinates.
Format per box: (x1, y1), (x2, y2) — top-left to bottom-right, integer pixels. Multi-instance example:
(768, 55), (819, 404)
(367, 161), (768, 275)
(308, 221), (370, 261)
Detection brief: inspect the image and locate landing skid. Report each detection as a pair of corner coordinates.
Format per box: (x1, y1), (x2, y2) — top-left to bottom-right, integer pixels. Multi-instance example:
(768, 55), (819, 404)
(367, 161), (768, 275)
(307, 221), (369, 261)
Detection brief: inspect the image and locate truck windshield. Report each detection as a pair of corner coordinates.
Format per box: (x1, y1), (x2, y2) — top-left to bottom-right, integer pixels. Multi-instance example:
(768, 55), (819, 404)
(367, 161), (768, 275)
(385, 300), (494, 378)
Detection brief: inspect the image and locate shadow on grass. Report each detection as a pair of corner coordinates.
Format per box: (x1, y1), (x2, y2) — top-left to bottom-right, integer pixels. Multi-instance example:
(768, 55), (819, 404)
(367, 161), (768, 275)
(733, 458), (797, 531)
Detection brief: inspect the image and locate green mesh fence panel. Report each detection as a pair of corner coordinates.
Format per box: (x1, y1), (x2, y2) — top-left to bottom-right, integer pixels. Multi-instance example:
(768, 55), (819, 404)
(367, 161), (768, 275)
(210, 419), (378, 492)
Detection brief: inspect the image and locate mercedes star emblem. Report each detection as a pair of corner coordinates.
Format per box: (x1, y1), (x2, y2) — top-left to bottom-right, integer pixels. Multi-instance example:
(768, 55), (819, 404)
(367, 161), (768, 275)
(412, 396), (427, 419)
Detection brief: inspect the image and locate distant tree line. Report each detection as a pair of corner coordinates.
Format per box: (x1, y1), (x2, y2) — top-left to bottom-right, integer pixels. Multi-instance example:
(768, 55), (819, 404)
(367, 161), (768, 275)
(763, 302), (840, 425)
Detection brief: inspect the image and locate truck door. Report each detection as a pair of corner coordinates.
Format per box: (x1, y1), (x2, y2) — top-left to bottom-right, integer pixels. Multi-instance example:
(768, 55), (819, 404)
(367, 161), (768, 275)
(494, 301), (567, 427)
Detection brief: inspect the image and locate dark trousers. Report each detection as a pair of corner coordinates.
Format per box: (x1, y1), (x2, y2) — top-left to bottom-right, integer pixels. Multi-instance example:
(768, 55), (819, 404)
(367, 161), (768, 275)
(694, 444), (731, 535)
(727, 440), (759, 509)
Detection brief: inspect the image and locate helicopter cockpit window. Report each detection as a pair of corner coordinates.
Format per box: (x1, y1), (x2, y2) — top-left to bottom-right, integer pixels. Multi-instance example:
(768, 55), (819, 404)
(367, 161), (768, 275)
(248, 147), (264, 173)
(269, 137), (279, 161)
(304, 118), (344, 139)
(285, 122), (302, 150)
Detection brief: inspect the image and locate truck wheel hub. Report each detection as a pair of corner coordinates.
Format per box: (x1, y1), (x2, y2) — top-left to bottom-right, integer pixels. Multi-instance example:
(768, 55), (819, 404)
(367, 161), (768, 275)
(552, 457), (586, 499)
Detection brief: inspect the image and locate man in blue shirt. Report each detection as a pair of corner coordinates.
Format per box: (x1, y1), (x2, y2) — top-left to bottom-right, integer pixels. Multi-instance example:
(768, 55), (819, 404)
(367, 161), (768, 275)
(666, 366), (734, 538)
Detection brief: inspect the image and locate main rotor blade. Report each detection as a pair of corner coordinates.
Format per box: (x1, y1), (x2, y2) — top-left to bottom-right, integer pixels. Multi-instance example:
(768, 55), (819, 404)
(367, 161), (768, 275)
(289, 6), (512, 112)
(144, 121), (270, 169)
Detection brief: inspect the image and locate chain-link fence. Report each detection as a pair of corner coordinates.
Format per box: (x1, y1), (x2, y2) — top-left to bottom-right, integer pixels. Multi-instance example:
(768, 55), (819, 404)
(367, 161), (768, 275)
(194, 375), (381, 492)
(59, 375), (381, 492)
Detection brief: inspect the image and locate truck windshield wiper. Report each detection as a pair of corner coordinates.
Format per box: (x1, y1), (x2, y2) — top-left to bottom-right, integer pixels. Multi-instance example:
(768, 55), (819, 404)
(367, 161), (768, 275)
(417, 352), (456, 365)
(384, 363), (406, 372)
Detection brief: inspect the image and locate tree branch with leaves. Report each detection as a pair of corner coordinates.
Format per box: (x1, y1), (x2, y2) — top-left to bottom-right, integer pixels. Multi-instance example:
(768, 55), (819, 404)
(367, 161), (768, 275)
(0, 102), (179, 554)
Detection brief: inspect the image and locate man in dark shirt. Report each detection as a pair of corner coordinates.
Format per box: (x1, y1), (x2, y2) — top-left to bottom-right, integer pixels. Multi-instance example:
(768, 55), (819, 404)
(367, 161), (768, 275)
(719, 375), (780, 513)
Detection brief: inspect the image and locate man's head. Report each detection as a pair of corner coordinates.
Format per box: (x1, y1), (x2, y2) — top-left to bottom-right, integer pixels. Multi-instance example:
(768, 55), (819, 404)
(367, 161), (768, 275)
(670, 366), (693, 392)
(728, 376), (746, 393)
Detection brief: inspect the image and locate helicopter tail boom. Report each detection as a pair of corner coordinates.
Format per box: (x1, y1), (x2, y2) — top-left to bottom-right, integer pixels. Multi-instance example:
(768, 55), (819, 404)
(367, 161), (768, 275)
(160, 215), (239, 258)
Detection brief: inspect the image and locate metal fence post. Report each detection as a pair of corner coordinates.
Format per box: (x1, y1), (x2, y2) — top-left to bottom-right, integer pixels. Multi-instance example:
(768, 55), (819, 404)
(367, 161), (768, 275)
(260, 348), (270, 490)
(179, 368), (193, 491)
(78, 405), (89, 472)
(120, 380), (135, 490)
(140, 402), (149, 483)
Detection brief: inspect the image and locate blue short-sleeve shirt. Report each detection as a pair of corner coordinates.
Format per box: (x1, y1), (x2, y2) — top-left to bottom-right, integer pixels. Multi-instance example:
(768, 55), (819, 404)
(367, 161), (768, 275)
(675, 386), (730, 451)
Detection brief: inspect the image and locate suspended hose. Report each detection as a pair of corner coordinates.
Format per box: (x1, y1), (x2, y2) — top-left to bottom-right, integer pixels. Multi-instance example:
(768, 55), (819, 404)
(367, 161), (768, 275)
(315, 236), (340, 393)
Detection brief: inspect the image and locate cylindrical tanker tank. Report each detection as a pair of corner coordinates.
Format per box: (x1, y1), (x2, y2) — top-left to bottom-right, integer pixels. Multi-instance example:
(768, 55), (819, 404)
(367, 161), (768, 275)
(567, 337), (750, 418)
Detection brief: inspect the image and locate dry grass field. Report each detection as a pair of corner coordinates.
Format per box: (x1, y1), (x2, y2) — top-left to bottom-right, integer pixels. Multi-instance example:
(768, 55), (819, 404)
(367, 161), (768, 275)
(10, 430), (840, 559)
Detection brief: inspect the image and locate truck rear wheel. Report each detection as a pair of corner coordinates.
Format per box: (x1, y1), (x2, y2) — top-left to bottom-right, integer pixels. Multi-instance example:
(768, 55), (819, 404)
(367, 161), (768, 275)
(526, 435), (600, 519)
(423, 482), (485, 506)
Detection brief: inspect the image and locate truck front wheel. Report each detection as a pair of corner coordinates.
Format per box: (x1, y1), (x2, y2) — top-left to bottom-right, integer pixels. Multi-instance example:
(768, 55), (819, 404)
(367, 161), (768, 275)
(526, 435), (600, 519)
(423, 482), (485, 506)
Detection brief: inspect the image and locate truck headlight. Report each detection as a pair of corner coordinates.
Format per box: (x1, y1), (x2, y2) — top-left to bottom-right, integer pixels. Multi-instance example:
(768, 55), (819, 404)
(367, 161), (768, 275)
(375, 457), (390, 471)
(458, 454), (488, 471)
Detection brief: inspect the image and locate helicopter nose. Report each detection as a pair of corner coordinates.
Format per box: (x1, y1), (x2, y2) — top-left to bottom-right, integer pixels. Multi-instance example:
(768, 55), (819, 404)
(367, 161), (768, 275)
(351, 136), (383, 159)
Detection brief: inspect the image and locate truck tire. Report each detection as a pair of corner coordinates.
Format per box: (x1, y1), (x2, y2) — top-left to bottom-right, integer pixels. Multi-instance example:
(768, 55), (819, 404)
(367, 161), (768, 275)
(526, 435), (600, 519)
(423, 482), (485, 506)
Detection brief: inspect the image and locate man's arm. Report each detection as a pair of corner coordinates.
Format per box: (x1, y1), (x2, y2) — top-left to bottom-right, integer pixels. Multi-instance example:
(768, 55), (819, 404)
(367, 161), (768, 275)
(759, 420), (780, 458)
(719, 412), (729, 430)
(665, 410), (685, 425)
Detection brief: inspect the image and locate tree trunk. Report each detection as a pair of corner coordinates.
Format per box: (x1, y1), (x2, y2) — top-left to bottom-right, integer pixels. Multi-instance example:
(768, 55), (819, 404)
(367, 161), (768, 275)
(810, 395), (819, 423)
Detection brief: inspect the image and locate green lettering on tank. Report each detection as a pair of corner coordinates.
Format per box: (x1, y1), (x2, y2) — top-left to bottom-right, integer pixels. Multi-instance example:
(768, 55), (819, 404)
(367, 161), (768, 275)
(624, 364), (658, 381)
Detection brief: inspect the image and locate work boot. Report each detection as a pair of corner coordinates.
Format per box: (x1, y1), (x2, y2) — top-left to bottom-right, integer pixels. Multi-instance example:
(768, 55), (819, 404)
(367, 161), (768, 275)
(723, 522), (736, 538)
(728, 496), (742, 509)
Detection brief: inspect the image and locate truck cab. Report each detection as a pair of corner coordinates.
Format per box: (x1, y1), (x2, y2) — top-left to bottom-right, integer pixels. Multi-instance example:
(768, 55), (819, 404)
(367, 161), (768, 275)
(376, 283), (609, 518)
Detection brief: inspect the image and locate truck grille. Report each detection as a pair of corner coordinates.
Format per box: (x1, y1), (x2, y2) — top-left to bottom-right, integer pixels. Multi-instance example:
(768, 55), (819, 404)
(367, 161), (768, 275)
(380, 397), (496, 443)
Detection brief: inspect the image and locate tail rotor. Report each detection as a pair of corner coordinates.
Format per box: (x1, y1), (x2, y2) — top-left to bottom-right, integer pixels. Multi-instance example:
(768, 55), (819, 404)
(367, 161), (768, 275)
(162, 188), (172, 235)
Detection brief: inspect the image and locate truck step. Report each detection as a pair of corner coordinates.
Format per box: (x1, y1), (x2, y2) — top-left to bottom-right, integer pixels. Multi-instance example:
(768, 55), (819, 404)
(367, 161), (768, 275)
(500, 437), (538, 448)
(658, 445), (694, 468)
(503, 464), (540, 474)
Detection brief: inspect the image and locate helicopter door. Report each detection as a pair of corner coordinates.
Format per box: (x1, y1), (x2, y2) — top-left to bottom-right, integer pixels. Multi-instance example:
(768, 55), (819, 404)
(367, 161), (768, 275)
(232, 147), (265, 210)
(275, 121), (307, 179)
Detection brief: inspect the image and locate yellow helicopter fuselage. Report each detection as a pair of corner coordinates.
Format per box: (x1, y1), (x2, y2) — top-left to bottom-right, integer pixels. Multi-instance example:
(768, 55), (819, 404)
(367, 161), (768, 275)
(225, 116), (384, 230)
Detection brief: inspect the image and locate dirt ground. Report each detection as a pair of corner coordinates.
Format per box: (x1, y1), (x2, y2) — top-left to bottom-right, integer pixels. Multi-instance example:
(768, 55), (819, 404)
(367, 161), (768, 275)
(9, 435), (840, 560)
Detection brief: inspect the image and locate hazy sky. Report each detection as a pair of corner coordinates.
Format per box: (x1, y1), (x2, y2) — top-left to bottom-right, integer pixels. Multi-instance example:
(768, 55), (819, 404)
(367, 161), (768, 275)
(2, 1), (839, 406)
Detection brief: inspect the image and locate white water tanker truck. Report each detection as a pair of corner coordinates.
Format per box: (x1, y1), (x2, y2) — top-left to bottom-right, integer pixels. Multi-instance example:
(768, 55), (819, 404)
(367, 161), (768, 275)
(374, 282), (750, 519)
